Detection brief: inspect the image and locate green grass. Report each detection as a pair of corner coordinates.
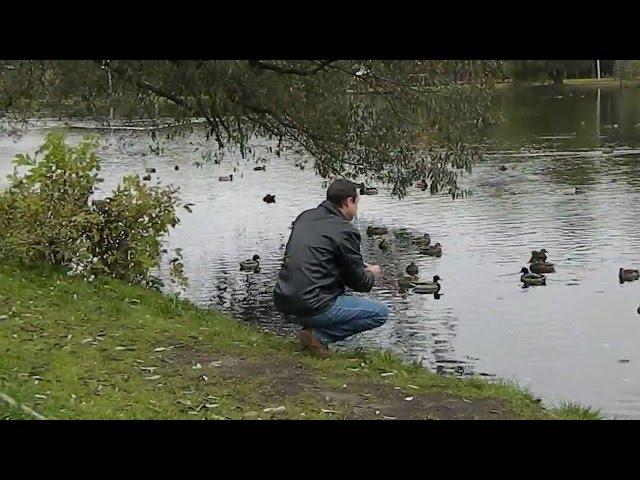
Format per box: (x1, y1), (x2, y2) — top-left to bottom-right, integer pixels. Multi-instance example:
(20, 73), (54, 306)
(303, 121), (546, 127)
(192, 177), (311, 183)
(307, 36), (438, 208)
(497, 77), (640, 89)
(0, 261), (600, 420)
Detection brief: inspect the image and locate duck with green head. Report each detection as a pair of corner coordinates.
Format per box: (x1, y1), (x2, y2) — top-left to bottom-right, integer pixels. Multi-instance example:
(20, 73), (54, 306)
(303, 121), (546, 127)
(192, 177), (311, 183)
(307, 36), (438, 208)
(240, 255), (260, 271)
(520, 267), (546, 286)
(413, 276), (442, 294)
(619, 268), (640, 282)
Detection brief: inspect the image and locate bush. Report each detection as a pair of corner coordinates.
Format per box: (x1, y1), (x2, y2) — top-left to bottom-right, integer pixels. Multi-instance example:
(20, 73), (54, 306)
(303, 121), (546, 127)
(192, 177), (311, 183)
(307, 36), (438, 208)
(0, 132), (188, 288)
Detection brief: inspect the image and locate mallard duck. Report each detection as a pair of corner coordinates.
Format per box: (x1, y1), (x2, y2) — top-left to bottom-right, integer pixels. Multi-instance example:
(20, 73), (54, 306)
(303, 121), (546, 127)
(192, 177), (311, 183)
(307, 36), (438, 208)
(352, 182), (365, 189)
(520, 267), (546, 286)
(619, 268), (640, 282)
(412, 234), (431, 247)
(499, 165), (508, 171)
(413, 276), (442, 294)
(406, 262), (419, 276)
(239, 255), (260, 271)
(366, 226), (388, 236)
(419, 243), (442, 257)
(378, 238), (390, 251)
(263, 194), (276, 204)
(360, 187), (378, 195)
(254, 165), (266, 171)
(145, 167), (156, 173)
(528, 249), (548, 263)
(397, 276), (417, 289)
(142, 174), (151, 181)
(174, 165), (180, 171)
(574, 187), (586, 194)
(219, 174), (234, 181)
(530, 261), (555, 274)
(415, 180), (428, 191)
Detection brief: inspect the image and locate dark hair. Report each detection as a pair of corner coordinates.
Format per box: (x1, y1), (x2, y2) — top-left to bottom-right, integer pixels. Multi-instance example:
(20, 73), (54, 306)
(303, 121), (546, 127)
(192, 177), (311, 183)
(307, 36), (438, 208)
(326, 179), (357, 207)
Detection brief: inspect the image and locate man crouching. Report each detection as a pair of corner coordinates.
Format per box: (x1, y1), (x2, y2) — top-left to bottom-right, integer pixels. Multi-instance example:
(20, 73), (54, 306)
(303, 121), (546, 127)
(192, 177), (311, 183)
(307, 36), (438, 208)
(273, 179), (389, 357)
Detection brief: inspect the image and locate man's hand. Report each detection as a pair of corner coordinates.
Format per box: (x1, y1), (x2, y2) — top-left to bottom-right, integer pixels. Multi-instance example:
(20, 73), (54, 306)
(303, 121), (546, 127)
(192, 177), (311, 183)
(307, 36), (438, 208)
(365, 264), (382, 278)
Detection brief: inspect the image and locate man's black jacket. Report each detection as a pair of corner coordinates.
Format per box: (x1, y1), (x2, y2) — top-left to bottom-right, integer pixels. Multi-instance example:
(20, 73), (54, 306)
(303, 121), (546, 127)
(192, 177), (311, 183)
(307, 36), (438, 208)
(273, 200), (375, 316)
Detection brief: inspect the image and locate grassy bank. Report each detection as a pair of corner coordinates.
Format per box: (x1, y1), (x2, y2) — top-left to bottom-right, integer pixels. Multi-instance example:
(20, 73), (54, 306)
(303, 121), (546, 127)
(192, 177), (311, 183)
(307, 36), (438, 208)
(0, 262), (600, 420)
(497, 78), (640, 89)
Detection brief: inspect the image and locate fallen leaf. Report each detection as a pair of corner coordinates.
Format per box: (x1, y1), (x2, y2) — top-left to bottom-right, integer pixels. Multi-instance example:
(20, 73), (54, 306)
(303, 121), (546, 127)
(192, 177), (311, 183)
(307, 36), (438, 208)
(263, 406), (286, 413)
(145, 375), (161, 380)
(489, 410), (503, 415)
(380, 372), (395, 377)
(408, 384), (420, 390)
(383, 416), (397, 420)
(404, 396), (414, 402)
(154, 347), (167, 352)
(192, 363), (202, 369)
(462, 398), (472, 403)
(205, 403), (219, 409)
(321, 409), (337, 414)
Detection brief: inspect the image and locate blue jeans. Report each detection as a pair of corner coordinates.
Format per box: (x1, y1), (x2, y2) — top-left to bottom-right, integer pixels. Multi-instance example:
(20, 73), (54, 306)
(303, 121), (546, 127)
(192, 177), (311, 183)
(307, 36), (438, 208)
(295, 295), (389, 345)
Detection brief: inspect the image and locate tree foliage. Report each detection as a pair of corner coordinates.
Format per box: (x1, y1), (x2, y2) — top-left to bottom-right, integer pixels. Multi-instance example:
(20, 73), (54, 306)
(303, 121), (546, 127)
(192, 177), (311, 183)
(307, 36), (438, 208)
(0, 60), (500, 198)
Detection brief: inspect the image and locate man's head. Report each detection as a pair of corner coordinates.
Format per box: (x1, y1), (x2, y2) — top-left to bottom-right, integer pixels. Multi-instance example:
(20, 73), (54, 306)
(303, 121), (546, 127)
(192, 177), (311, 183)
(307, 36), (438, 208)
(327, 179), (359, 221)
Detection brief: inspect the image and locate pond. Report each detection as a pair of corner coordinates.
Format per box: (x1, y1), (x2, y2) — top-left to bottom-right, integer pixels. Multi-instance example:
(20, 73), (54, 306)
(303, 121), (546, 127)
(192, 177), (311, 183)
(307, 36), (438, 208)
(2, 84), (640, 418)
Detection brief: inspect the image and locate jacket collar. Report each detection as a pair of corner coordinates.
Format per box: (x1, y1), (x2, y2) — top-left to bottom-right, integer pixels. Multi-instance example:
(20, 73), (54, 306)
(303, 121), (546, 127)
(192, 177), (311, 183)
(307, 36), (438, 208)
(319, 200), (348, 221)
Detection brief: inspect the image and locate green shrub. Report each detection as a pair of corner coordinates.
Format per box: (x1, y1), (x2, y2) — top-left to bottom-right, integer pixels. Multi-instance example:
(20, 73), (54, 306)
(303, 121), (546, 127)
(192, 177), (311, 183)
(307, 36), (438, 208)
(0, 132), (188, 288)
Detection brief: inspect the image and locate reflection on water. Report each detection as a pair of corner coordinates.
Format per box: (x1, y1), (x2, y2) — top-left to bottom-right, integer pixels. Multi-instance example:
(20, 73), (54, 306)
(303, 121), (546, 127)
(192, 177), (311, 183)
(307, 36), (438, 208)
(3, 85), (640, 418)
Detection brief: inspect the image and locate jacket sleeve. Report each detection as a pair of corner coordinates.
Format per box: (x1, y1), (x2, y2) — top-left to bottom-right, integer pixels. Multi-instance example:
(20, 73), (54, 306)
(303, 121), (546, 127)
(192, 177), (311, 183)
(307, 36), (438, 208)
(336, 227), (375, 292)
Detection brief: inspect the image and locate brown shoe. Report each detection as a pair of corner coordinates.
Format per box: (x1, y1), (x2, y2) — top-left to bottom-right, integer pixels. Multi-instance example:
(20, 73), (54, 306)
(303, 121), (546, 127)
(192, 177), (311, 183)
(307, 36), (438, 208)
(296, 329), (332, 358)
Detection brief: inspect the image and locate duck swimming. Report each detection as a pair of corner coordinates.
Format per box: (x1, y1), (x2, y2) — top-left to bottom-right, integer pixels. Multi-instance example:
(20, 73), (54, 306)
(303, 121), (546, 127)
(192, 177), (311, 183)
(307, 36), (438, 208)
(520, 267), (546, 286)
(406, 262), (419, 276)
(254, 165), (266, 171)
(366, 226), (388, 236)
(219, 174), (234, 181)
(263, 194), (276, 204)
(174, 165), (180, 171)
(529, 261), (555, 274)
(142, 174), (151, 181)
(619, 268), (640, 282)
(419, 243), (442, 257)
(412, 234), (431, 247)
(378, 238), (390, 251)
(360, 187), (378, 195)
(415, 180), (428, 191)
(528, 249), (548, 263)
(239, 255), (260, 271)
(499, 165), (508, 171)
(145, 167), (156, 173)
(413, 276), (442, 294)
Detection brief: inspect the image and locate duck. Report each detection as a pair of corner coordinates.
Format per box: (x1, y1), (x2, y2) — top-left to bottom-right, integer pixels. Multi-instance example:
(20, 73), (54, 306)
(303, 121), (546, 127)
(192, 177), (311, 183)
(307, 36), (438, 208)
(366, 226), (388, 236)
(142, 174), (152, 181)
(406, 262), (419, 276)
(352, 182), (365, 189)
(529, 261), (555, 274)
(574, 187), (586, 194)
(219, 174), (234, 182)
(528, 249), (548, 263)
(520, 267), (546, 286)
(413, 276), (442, 294)
(360, 187), (378, 195)
(415, 180), (428, 191)
(418, 243), (442, 257)
(412, 234), (431, 247)
(174, 165), (180, 171)
(619, 268), (640, 282)
(397, 276), (417, 289)
(263, 194), (276, 204)
(499, 165), (508, 171)
(145, 167), (156, 173)
(239, 255), (260, 271)
(378, 238), (390, 251)
(254, 165), (266, 171)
